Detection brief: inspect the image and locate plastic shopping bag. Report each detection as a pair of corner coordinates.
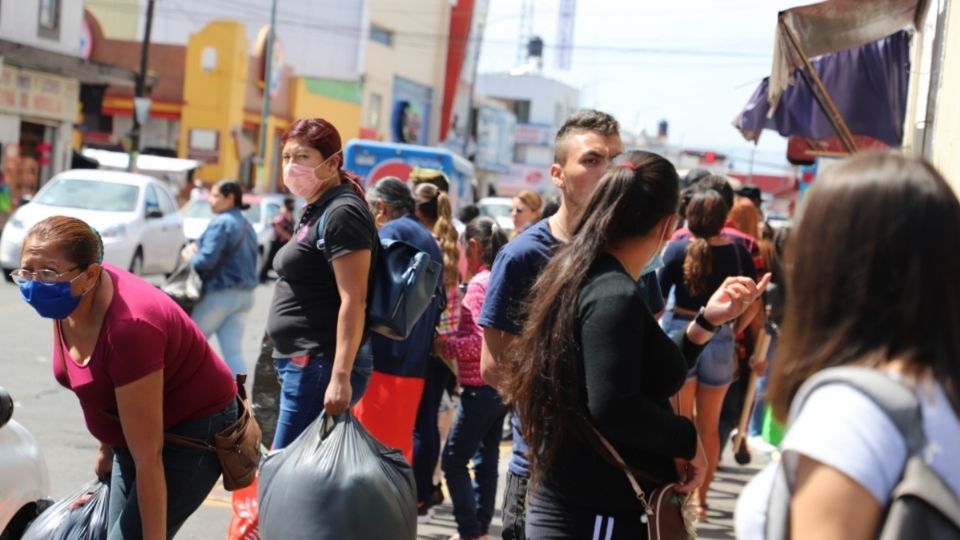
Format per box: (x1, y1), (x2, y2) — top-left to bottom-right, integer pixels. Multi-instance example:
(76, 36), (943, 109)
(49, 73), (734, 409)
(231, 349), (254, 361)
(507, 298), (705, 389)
(226, 479), (261, 540)
(258, 411), (416, 540)
(22, 479), (109, 540)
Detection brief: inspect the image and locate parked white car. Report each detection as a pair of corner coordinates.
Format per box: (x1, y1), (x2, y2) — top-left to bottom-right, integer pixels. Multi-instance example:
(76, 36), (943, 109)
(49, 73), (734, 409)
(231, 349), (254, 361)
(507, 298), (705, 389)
(0, 386), (51, 539)
(477, 196), (515, 235)
(181, 193), (299, 275)
(0, 169), (186, 279)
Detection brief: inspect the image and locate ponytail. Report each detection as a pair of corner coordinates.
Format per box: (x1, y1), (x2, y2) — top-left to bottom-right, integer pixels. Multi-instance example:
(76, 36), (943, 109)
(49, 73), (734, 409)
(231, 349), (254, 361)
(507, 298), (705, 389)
(464, 216), (510, 267)
(683, 238), (712, 297)
(434, 191), (460, 288)
(683, 189), (727, 297)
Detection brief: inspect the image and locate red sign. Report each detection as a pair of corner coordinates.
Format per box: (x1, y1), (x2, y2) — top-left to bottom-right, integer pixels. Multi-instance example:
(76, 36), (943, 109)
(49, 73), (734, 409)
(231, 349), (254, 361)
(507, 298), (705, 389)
(367, 159), (413, 187)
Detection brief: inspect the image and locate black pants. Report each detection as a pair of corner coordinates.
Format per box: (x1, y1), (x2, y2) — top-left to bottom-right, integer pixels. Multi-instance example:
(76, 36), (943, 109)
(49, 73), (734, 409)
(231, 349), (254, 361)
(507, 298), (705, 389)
(259, 240), (284, 281)
(412, 356), (454, 504)
(501, 471), (529, 540)
(525, 492), (646, 540)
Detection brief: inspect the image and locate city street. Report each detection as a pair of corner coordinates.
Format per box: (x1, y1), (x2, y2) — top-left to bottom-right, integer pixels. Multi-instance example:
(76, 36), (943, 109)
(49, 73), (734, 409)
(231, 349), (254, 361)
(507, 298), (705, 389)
(1, 275), (763, 539)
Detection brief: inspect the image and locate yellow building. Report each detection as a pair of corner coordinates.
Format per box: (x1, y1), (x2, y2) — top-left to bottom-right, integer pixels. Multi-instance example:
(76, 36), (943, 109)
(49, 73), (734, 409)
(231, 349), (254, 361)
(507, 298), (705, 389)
(362, 0), (452, 144)
(85, 0), (141, 41)
(173, 21), (361, 189)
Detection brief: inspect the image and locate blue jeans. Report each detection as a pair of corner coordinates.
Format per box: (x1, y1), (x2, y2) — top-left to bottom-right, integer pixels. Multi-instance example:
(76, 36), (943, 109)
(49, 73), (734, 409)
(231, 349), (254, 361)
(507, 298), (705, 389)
(191, 288), (255, 375)
(271, 342), (373, 449)
(107, 400), (239, 539)
(442, 385), (508, 538)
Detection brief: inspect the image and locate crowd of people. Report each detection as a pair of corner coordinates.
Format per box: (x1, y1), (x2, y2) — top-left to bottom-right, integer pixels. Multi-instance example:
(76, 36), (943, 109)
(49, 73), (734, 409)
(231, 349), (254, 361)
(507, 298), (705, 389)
(10, 110), (960, 540)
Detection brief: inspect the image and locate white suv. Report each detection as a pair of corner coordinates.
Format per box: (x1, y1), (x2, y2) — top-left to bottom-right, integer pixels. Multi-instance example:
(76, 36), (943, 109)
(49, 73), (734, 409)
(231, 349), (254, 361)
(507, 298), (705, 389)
(0, 386), (51, 539)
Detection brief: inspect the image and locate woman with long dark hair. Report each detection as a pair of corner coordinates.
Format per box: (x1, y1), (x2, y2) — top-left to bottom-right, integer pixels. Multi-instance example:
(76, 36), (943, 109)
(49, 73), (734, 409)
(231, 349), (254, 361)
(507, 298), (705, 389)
(736, 153), (960, 539)
(658, 188), (756, 517)
(500, 151), (769, 538)
(266, 118), (377, 449)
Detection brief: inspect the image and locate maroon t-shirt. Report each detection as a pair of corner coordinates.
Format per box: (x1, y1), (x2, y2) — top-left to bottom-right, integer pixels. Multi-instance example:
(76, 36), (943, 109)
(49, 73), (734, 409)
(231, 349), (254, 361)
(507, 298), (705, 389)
(53, 264), (236, 447)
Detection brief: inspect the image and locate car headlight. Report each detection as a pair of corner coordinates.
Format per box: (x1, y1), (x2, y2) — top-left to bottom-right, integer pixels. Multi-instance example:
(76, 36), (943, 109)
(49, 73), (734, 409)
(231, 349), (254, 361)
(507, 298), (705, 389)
(99, 224), (127, 238)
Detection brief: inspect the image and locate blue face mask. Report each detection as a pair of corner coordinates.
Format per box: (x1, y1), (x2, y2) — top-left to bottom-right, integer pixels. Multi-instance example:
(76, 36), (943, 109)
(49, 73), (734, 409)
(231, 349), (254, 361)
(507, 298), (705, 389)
(19, 279), (83, 319)
(641, 252), (664, 276)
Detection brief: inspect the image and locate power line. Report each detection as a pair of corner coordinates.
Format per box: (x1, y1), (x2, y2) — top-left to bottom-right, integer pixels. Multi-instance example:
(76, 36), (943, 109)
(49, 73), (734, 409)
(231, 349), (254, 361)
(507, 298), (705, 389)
(90, 1), (771, 60)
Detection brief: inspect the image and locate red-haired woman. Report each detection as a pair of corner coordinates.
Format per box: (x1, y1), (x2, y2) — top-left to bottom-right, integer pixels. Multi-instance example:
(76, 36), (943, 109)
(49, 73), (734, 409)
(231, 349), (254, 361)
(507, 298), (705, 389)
(265, 118), (378, 448)
(15, 216), (239, 539)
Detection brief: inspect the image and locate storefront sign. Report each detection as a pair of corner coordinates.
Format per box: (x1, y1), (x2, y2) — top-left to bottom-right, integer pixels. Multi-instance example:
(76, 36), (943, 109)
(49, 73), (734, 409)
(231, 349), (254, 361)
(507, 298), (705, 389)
(514, 123), (553, 146)
(494, 163), (553, 195)
(0, 66), (78, 122)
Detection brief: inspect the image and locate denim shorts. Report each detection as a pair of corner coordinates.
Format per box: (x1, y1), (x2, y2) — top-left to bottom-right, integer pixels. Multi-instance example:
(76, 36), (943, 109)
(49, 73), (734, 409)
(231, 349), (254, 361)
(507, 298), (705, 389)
(665, 315), (737, 387)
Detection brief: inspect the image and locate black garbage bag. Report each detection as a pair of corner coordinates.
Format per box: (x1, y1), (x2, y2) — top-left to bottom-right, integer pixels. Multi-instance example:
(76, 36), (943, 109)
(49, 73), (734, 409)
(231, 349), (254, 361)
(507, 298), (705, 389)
(258, 411), (416, 540)
(22, 480), (109, 540)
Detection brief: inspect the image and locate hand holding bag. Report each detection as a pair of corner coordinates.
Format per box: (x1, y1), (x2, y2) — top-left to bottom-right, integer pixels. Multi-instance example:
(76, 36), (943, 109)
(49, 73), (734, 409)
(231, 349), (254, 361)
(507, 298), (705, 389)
(161, 222), (249, 314)
(161, 260), (203, 313)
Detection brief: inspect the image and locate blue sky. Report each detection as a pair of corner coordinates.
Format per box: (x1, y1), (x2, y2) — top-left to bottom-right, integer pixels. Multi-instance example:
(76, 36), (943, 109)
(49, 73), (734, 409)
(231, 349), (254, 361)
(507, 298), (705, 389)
(477, 0), (808, 173)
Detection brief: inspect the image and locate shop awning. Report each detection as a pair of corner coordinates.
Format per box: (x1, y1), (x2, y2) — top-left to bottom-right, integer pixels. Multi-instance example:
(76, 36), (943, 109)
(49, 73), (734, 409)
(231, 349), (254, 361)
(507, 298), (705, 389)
(0, 39), (135, 86)
(735, 31), (911, 148)
(769, 0), (930, 111)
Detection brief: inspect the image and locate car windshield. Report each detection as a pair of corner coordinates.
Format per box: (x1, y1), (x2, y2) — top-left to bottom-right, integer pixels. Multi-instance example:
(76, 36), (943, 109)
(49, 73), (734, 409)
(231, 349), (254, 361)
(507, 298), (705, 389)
(479, 203), (511, 219)
(34, 179), (140, 212)
(183, 199), (261, 224)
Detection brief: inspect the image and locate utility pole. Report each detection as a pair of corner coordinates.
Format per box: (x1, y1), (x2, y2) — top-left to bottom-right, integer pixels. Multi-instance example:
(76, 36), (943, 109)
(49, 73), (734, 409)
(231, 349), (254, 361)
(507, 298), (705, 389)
(256, 0), (279, 192)
(128, 0), (156, 171)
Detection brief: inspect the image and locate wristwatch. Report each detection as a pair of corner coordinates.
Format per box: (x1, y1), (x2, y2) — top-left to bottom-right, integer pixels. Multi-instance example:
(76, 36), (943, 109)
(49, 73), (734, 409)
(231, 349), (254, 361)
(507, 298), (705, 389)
(695, 307), (720, 333)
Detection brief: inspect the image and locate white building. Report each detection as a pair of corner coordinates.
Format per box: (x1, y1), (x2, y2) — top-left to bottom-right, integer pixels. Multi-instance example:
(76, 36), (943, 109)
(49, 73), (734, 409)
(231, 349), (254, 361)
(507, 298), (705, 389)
(88, 0), (367, 81)
(0, 0), (133, 190)
(474, 72), (579, 195)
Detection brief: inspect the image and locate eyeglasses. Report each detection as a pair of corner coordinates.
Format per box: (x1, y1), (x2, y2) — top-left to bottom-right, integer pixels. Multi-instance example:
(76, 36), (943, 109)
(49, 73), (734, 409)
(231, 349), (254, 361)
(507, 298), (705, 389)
(10, 266), (82, 285)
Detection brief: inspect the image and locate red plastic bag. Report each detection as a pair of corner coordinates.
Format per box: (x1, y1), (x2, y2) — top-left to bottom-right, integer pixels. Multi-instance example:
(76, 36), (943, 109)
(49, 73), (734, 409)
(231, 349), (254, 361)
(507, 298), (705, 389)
(226, 478), (260, 540)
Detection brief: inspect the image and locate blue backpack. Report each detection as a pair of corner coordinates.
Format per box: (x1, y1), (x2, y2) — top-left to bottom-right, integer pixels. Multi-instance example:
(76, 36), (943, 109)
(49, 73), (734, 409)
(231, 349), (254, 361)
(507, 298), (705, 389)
(318, 194), (444, 341)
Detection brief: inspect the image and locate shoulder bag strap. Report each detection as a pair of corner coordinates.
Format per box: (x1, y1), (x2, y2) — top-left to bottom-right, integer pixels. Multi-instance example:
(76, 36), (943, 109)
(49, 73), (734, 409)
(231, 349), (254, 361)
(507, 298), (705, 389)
(99, 374), (247, 452)
(766, 366), (927, 540)
(316, 192), (358, 243)
(586, 423), (652, 512)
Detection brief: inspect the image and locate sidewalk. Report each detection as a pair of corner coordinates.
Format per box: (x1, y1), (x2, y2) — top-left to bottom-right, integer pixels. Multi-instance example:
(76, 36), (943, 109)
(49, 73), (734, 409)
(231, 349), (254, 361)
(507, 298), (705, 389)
(416, 441), (768, 539)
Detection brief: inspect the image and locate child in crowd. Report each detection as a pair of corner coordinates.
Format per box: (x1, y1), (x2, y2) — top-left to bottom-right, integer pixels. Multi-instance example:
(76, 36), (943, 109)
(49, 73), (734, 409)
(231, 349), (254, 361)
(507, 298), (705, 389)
(439, 217), (510, 540)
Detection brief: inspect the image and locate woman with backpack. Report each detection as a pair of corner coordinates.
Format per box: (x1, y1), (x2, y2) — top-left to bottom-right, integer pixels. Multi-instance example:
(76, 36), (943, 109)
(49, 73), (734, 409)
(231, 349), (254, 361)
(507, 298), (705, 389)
(266, 118), (378, 449)
(735, 152), (960, 539)
(439, 216), (510, 540)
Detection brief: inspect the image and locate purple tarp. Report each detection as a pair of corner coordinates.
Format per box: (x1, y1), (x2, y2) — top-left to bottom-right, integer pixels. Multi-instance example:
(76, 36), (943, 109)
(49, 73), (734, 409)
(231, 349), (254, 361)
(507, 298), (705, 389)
(734, 30), (910, 148)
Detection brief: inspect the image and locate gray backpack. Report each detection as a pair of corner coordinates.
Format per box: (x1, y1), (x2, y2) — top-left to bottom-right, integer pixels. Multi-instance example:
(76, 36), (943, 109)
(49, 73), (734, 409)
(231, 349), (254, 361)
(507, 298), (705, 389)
(765, 366), (960, 539)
